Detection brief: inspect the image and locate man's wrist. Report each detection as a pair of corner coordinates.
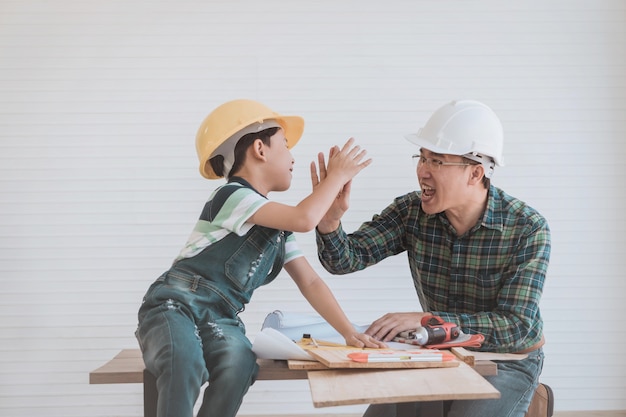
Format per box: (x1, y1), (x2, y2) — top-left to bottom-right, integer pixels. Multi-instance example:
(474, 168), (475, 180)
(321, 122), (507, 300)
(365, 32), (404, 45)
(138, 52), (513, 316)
(316, 220), (340, 235)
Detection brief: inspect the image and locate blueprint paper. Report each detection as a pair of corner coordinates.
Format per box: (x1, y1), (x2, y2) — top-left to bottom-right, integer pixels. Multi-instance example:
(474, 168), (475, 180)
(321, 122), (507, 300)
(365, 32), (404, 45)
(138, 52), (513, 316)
(261, 310), (368, 341)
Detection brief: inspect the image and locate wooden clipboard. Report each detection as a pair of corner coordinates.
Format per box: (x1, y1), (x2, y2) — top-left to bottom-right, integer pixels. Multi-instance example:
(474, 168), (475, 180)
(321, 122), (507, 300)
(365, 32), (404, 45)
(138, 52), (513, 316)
(306, 348), (459, 369)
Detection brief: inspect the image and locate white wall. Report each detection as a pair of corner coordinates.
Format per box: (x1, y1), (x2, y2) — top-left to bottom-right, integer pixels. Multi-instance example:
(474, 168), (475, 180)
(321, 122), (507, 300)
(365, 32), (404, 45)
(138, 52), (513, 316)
(1, 1), (625, 416)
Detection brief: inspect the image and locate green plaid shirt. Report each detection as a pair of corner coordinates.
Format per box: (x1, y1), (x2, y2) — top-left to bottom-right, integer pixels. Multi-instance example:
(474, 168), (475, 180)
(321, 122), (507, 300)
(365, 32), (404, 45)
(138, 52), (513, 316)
(316, 185), (551, 353)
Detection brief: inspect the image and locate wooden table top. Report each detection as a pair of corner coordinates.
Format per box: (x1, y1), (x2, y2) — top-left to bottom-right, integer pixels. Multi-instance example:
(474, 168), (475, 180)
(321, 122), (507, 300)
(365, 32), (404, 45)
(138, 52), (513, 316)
(90, 348), (500, 408)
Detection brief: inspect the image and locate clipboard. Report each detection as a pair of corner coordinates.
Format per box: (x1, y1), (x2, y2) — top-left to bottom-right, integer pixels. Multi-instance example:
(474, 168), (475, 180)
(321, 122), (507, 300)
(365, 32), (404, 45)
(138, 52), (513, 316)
(306, 348), (459, 369)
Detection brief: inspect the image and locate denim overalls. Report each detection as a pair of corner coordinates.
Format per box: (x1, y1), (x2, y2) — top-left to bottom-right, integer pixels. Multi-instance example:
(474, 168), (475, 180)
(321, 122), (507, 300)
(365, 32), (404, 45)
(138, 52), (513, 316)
(136, 225), (286, 417)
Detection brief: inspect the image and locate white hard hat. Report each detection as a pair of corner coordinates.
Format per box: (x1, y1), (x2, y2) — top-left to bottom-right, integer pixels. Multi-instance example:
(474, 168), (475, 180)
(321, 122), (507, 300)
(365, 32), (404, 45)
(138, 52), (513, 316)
(405, 100), (504, 178)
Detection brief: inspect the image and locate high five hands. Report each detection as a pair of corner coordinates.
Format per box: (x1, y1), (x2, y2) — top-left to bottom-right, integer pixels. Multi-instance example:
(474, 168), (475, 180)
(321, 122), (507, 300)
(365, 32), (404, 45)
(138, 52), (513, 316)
(311, 138), (370, 233)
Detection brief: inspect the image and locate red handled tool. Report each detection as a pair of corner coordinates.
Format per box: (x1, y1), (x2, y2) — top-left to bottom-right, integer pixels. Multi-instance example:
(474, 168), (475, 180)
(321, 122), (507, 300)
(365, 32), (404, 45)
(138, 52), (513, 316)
(406, 315), (460, 346)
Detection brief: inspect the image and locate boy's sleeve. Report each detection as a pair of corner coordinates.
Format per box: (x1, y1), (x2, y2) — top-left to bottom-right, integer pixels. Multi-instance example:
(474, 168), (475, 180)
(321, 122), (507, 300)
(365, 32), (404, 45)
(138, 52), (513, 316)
(209, 185), (269, 236)
(284, 232), (304, 264)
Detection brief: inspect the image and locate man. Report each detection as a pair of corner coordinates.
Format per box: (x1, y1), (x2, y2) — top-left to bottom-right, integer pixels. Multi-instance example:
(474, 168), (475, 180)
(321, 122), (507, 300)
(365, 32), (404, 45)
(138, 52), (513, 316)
(312, 100), (550, 417)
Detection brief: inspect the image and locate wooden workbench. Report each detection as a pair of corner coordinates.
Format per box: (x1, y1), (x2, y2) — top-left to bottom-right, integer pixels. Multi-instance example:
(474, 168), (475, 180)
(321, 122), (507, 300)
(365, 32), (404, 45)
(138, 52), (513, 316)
(90, 348), (500, 416)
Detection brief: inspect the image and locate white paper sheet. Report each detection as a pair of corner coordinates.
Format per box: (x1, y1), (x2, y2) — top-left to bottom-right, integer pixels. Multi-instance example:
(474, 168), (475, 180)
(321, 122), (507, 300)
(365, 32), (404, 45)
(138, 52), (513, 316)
(251, 328), (314, 361)
(261, 310), (368, 341)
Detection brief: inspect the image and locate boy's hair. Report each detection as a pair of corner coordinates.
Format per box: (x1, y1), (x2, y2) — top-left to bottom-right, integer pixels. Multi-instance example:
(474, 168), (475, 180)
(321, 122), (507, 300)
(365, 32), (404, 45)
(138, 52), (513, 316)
(209, 127), (280, 178)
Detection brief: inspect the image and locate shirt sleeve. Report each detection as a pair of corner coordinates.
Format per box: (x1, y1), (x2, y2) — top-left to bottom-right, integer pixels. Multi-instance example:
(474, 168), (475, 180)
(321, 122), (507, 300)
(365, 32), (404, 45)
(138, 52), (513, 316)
(316, 195), (411, 274)
(284, 232), (304, 264)
(210, 185), (270, 236)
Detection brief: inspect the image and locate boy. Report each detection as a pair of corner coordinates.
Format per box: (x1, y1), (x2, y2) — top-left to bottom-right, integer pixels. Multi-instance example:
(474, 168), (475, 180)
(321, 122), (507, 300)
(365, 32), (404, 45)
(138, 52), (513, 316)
(135, 99), (385, 417)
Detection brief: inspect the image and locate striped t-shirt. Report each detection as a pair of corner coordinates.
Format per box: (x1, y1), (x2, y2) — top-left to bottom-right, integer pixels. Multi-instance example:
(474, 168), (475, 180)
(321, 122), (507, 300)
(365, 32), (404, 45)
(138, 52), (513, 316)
(175, 177), (303, 264)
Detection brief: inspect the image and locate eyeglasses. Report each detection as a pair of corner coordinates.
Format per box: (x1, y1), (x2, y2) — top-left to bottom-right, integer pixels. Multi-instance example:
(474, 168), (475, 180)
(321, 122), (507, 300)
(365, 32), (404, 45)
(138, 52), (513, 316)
(412, 154), (473, 170)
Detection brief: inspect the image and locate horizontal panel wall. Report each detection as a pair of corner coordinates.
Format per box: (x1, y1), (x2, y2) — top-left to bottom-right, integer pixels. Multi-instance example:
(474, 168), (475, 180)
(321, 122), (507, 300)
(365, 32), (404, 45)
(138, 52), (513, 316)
(0, 0), (624, 415)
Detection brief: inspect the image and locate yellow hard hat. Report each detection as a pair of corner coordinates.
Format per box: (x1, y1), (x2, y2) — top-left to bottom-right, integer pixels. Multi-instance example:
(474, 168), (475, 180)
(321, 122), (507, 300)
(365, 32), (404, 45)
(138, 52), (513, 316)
(195, 99), (305, 179)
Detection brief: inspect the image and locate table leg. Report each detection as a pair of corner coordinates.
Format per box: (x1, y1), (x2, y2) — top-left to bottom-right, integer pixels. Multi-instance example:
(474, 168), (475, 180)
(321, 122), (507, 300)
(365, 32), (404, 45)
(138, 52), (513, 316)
(396, 402), (418, 416)
(420, 401), (444, 416)
(396, 400), (444, 417)
(143, 369), (157, 417)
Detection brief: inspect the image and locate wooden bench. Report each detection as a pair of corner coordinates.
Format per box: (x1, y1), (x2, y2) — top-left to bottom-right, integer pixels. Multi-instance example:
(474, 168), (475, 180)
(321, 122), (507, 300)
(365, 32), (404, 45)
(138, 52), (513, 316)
(89, 349), (312, 384)
(89, 349), (551, 417)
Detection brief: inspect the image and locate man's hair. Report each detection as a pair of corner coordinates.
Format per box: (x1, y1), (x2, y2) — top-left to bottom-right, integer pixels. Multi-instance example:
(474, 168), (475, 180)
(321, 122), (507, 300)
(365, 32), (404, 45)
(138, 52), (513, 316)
(209, 127), (280, 177)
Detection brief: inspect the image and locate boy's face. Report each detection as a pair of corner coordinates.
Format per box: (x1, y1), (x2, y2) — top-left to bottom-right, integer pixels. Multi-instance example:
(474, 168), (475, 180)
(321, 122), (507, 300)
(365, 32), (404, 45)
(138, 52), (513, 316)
(265, 129), (294, 192)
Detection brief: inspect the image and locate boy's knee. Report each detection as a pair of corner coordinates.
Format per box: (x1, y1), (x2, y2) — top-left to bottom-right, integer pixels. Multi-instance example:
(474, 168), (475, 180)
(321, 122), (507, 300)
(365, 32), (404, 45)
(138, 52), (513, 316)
(219, 343), (256, 370)
(209, 342), (258, 384)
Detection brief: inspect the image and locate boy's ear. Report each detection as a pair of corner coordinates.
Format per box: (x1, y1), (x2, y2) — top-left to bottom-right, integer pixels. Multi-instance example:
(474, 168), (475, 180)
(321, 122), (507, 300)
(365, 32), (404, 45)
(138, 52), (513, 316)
(251, 138), (267, 159)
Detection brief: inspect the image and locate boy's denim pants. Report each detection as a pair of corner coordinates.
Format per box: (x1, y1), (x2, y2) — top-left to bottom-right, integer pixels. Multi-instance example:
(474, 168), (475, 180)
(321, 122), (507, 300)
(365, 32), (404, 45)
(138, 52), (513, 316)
(136, 269), (259, 417)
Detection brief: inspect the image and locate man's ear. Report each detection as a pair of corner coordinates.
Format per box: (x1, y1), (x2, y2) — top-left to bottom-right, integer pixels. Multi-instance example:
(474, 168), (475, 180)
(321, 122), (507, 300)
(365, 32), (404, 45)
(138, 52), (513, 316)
(469, 164), (485, 185)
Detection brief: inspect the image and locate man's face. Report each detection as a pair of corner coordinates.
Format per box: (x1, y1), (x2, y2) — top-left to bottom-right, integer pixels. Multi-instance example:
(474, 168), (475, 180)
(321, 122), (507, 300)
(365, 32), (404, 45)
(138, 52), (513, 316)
(416, 148), (473, 214)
